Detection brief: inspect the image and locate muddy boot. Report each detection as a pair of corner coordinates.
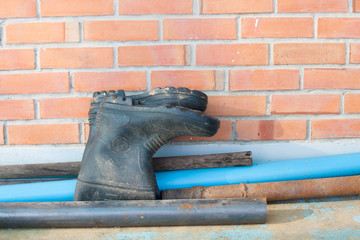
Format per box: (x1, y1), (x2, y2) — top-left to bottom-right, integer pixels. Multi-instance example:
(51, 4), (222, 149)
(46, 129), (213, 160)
(74, 96), (219, 201)
(130, 87), (208, 111)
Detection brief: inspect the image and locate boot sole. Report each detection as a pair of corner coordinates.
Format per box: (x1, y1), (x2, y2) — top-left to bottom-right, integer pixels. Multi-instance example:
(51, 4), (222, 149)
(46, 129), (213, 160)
(130, 87), (208, 111)
(90, 87), (208, 113)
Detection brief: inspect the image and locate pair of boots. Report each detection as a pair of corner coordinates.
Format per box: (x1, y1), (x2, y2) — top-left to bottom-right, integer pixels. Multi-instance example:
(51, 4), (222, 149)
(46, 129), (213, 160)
(74, 87), (220, 201)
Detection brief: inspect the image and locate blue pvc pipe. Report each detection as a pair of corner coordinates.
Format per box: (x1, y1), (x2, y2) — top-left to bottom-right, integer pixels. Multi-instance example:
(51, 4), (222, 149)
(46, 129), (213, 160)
(1, 153), (360, 202)
(156, 152), (360, 190)
(0, 179), (76, 202)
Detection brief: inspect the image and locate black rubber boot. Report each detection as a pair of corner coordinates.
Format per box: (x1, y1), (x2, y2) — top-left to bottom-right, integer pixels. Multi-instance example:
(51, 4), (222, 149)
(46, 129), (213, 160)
(74, 96), (219, 201)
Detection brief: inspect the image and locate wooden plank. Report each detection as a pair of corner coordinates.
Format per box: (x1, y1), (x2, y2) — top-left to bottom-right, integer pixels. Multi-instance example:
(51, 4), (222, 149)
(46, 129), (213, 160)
(161, 175), (360, 201)
(0, 151), (252, 179)
(0, 162), (81, 179)
(153, 151), (252, 171)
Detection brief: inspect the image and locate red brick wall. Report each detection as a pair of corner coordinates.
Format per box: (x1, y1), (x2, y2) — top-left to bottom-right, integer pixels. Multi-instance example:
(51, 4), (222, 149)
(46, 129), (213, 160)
(0, 0), (359, 146)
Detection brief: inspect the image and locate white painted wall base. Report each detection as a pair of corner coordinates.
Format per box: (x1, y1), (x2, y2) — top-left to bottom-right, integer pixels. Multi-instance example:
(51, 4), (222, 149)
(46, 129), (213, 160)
(0, 140), (359, 165)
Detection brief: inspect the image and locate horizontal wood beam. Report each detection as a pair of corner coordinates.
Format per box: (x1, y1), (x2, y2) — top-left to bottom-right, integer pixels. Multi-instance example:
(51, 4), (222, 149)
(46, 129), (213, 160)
(0, 151), (252, 179)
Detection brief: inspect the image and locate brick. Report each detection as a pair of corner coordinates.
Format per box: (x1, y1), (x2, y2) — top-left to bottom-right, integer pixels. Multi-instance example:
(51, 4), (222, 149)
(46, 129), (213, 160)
(84, 21), (158, 41)
(0, 49), (35, 70)
(271, 94), (339, 115)
(0, 126), (3, 145)
(206, 96), (266, 116)
(350, 43), (360, 63)
(0, 73), (69, 95)
(236, 120), (307, 140)
(0, 100), (34, 120)
(0, 0), (36, 18)
(230, 69), (299, 91)
(118, 45), (186, 66)
(119, 0), (192, 14)
(6, 22), (79, 44)
(312, 119), (360, 139)
(40, 48), (113, 69)
(74, 72), (146, 92)
(41, 0), (113, 16)
(355, 0), (360, 11)
(278, 0), (347, 12)
(39, 98), (91, 119)
(242, 18), (313, 38)
(304, 68), (360, 89)
(151, 70), (216, 90)
(197, 44), (268, 66)
(202, 0), (273, 14)
(8, 124), (80, 145)
(274, 43), (345, 65)
(175, 120), (232, 141)
(163, 18), (236, 40)
(345, 94), (360, 113)
(318, 18), (360, 38)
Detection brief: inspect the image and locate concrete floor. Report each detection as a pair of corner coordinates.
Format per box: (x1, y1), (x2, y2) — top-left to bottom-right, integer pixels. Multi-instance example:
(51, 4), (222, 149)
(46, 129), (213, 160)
(1, 195), (359, 240)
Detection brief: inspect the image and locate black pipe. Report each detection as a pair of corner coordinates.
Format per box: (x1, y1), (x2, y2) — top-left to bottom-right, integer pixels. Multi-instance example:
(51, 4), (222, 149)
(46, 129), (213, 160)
(0, 198), (266, 228)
